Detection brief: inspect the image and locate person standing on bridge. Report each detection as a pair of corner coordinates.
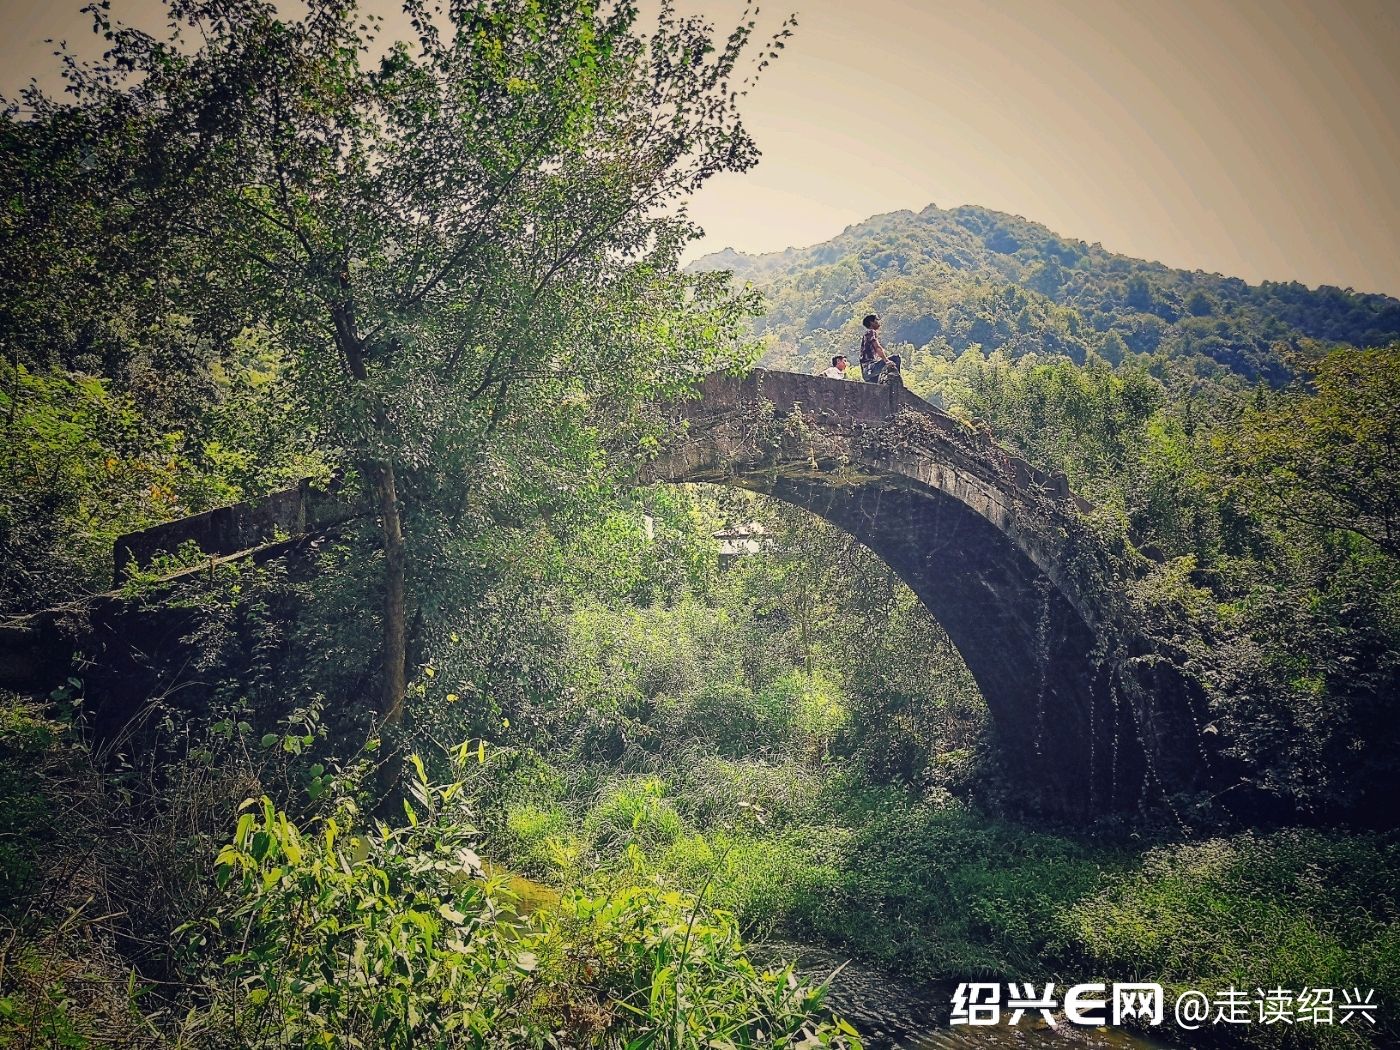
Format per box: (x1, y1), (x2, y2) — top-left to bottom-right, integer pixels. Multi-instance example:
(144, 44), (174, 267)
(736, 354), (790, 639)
(820, 354), (851, 379)
(859, 314), (902, 383)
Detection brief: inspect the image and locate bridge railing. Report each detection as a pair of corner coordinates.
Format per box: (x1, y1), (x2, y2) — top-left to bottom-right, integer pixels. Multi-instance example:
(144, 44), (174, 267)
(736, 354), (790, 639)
(674, 369), (1082, 508)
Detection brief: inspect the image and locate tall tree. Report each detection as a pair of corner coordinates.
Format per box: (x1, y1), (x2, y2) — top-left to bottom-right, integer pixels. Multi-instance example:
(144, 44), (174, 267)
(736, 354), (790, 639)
(4, 0), (786, 722)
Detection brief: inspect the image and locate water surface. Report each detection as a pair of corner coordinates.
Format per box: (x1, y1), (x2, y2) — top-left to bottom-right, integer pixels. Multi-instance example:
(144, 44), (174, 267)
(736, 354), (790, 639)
(757, 940), (1180, 1050)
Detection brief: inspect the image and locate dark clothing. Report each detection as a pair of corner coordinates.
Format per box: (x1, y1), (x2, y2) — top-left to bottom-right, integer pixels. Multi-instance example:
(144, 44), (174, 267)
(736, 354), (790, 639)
(859, 326), (899, 381)
(859, 328), (880, 363)
(861, 353), (902, 383)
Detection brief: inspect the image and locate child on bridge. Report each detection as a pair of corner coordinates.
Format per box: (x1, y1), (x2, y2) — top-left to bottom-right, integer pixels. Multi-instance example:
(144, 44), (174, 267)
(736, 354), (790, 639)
(820, 354), (851, 379)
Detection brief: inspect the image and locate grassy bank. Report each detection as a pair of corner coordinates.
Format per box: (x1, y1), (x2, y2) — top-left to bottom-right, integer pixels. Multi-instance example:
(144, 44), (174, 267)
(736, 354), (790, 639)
(489, 751), (1400, 1048)
(0, 700), (862, 1049)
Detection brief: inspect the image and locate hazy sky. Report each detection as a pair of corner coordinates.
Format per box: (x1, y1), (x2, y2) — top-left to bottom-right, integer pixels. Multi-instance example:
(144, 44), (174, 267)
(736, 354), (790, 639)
(4, 0), (1398, 294)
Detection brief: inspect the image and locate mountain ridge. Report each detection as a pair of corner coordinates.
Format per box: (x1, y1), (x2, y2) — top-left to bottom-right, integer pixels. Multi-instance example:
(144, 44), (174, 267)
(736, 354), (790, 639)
(689, 203), (1400, 384)
(693, 202), (1398, 295)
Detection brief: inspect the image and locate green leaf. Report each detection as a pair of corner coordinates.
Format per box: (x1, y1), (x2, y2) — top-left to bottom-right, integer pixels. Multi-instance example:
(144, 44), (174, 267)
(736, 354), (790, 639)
(233, 812), (255, 845)
(346, 836), (370, 866)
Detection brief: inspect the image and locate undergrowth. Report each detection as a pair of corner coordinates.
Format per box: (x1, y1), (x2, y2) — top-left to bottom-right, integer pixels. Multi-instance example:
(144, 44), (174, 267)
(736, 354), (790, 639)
(0, 699), (860, 1048)
(490, 748), (1400, 1049)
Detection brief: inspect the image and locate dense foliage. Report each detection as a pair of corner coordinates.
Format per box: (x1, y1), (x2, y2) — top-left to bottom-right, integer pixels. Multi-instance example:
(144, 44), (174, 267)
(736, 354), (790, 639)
(2, 0), (776, 723)
(2, 3), (1398, 1048)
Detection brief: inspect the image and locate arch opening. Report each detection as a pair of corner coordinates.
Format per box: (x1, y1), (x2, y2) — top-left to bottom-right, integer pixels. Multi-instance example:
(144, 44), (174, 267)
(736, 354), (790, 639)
(643, 369), (1199, 817)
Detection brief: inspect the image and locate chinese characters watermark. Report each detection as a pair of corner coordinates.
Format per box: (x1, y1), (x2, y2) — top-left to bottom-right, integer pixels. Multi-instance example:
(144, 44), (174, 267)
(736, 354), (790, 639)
(951, 983), (1378, 1030)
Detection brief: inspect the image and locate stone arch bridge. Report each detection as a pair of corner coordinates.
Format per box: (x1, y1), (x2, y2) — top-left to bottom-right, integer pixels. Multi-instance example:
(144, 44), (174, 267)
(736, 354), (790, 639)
(645, 370), (1209, 817)
(1, 370), (1211, 819)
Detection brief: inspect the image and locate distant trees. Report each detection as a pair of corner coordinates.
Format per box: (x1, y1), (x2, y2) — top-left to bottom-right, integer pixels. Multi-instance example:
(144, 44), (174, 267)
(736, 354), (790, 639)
(1027, 257), (1064, 296)
(728, 204), (1400, 385)
(1125, 274), (1154, 311)
(1186, 289), (1214, 316)
(1232, 345), (1400, 556)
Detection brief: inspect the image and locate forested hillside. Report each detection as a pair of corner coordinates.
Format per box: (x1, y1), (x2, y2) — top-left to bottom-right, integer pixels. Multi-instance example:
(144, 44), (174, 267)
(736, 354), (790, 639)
(691, 203), (1400, 383)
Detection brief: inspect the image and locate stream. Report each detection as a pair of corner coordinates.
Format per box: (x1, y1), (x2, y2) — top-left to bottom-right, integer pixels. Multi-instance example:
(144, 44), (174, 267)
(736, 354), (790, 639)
(753, 939), (1179, 1050)
(491, 865), (1178, 1050)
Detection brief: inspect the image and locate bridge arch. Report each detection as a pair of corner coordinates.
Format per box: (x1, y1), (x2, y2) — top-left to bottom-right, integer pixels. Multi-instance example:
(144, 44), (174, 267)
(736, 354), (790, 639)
(646, 370), (1206, 818)
(11, 369), (1209, 819)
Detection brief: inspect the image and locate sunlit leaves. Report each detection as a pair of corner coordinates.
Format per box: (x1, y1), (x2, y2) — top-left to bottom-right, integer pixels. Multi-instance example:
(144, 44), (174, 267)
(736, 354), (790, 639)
(199, 755), (853, 1046)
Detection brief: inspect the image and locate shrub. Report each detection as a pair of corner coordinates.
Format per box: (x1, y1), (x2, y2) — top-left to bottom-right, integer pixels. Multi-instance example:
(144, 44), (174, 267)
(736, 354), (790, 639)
(779, 670), (848, 755)
(667, 751), (828, 829)
(658, 684), (781, 758)
(183, 759), (858, 1048)
(583, 777), (684, 854)
(549, 881), (859, 1048)
(1062, 831), (1400, 1048)
(0, 701), (63, 909)
(503, 802), (583, 878)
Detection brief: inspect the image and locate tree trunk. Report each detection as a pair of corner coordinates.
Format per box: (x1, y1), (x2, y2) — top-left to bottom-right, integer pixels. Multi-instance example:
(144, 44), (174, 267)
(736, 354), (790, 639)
(334, 299), (408, 728)
(368, 458), (407, 725)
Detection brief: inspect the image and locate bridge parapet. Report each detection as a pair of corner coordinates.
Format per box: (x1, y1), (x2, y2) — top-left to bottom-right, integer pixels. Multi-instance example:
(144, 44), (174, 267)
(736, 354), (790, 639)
(664, 370), (1081, 509)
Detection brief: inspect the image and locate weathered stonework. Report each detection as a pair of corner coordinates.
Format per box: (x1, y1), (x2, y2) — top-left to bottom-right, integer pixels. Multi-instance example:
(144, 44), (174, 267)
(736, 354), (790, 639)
(111, 478), (360, 584)
(645, 370), (1209, 818)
